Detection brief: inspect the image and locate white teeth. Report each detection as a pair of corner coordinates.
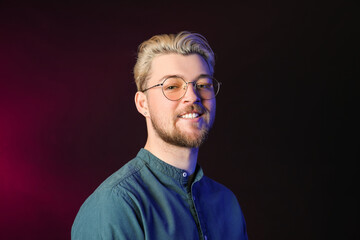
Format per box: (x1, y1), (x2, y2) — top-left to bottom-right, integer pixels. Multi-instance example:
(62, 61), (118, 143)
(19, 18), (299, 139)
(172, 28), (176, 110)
(180, 113), (199, 119)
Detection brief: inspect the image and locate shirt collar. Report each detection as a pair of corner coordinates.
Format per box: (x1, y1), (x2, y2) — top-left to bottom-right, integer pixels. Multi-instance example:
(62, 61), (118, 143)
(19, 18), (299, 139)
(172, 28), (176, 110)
(137, 148), (204, 186)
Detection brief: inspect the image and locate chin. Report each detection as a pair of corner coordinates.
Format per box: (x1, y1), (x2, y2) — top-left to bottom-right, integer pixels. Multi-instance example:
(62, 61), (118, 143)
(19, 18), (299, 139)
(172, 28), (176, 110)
(177, 129), (209, 148)
(151, 116), (210, 148)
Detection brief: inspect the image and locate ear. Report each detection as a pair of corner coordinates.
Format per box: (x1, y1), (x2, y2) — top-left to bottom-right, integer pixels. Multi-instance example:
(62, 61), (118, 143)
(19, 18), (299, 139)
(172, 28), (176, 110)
(135, 91), (149, 117)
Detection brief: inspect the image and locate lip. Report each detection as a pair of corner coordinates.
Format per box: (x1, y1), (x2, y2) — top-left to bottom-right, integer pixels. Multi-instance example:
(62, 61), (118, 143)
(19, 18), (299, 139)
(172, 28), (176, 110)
(177, 104), (206, 122)
(178, 111), (203, 118)
(177, 112), (204, 124)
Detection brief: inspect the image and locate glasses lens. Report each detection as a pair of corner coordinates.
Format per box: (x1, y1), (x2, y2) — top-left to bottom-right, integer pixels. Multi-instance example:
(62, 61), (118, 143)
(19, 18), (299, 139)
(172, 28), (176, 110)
(196, 77), (220, 100)
(162, 76), (220, 101)
(162, 77), (186, 100)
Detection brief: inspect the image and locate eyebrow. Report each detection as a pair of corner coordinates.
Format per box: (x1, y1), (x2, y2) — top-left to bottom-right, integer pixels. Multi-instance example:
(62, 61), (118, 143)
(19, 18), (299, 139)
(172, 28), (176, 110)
(197, 74), (212, 79)
(158, 74), (212, 83)
(158, 74), (182, 83)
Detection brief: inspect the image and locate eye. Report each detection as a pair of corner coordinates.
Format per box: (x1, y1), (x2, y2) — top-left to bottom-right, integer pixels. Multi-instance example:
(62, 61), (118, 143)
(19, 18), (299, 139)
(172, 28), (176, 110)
(163, 77), (184, 91)
(165, 85), (179, 90)
(196, 82), (213, 89)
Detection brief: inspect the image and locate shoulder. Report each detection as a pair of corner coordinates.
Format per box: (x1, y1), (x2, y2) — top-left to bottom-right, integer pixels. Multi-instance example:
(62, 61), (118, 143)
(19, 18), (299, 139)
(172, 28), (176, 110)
(79, 155), (148, 210)
(198, 175), (238, 199)
(196, 175), (245, 215)
(99, 156), (145, 191)
(195, 175), (248, 237)
(71, 157), (147, 239)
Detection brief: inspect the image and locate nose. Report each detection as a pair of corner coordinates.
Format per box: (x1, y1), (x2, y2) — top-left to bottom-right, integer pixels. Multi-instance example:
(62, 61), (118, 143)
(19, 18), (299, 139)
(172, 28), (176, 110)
(182, 82), (201, 103)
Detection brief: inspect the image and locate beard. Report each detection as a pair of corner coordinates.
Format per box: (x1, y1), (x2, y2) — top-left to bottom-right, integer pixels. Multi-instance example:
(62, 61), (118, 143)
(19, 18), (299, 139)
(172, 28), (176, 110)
(150, 105), (213, 148)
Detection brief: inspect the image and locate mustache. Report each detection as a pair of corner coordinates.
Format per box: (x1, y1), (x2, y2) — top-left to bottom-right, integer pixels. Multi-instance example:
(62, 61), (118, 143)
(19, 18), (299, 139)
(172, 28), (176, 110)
(176, 104), (207, 117)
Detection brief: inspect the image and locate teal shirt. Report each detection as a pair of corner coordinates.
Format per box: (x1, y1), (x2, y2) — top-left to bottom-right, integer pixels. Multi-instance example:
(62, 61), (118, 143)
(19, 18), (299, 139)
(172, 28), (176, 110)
(72, 149), (248, 240)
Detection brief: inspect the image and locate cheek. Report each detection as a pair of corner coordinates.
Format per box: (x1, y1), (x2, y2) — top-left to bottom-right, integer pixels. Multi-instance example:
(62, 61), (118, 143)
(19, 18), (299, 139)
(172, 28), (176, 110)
(204, 100), (216, 114)
(148, 97), (177, 121)
(147, 94), (163, 114)
(204, 100), (216, 125)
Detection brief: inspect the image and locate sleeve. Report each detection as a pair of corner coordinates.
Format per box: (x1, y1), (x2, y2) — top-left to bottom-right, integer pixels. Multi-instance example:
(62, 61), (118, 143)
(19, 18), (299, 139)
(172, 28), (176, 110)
(71, 187), (144, 240)
(227, 189), (248, 240)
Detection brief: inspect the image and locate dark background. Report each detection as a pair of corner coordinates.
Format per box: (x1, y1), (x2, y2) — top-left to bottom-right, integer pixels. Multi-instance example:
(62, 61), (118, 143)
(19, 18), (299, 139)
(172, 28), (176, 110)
(0, 0), (357, 239)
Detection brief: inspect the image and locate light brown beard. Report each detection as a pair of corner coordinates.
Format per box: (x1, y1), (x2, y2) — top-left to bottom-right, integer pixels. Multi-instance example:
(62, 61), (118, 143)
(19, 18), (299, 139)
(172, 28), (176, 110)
(150, 105), (212, 148)
(152, 119), (209, 148)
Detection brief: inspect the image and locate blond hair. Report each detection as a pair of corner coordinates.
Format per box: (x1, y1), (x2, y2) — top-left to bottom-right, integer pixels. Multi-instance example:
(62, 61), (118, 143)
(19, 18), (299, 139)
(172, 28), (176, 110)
(133, 31), (215, 91)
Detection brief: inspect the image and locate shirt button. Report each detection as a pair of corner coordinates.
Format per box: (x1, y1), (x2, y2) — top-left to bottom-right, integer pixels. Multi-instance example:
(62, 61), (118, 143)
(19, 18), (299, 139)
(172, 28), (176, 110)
(182, 172), (187, 177)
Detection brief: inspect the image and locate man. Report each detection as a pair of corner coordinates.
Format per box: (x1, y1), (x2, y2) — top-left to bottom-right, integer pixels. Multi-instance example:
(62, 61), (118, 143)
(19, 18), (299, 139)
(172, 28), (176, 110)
(72, 31), (248, 240)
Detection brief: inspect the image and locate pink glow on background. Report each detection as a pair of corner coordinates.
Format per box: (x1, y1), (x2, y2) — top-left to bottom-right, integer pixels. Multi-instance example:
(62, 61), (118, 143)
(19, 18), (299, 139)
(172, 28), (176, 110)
(0, 4), (140, 238)
(0, 77), (80, 238)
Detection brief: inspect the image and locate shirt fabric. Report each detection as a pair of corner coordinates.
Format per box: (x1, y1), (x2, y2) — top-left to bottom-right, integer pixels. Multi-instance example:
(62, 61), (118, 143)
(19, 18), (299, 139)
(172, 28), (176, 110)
(71, 148), (248, 240)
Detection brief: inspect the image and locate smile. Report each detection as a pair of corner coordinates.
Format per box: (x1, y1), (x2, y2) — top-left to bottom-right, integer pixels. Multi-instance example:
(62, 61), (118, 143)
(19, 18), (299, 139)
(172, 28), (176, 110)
(179, 113), (200, 119)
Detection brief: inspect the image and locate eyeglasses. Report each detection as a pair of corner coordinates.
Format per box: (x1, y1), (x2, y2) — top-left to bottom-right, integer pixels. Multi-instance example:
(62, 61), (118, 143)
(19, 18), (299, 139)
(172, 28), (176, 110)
(142, 75), (221, 101)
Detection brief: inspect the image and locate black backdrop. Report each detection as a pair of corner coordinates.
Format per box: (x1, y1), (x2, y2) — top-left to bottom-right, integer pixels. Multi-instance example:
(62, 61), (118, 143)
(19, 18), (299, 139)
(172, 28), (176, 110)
(0, 1), (357, 239)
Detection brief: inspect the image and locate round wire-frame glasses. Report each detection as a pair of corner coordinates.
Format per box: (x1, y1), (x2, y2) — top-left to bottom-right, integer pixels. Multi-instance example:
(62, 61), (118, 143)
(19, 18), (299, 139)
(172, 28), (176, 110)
(142, 75), (221, 101)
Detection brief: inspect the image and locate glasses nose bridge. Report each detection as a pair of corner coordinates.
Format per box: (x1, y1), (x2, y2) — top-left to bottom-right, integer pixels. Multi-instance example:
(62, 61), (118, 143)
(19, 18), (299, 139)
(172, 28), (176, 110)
(184, 80), (197, 91)
(182, 80), (201, 100)
(184, 80), (199, 93)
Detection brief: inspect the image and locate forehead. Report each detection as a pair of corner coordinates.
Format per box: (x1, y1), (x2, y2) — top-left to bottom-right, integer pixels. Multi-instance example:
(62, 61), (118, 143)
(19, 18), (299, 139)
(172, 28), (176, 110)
(148, 54), (210, 84)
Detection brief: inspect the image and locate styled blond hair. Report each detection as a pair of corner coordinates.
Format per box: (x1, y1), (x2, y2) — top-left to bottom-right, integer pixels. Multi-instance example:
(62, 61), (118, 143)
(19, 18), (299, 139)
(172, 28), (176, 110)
(133, 31), (215, 91)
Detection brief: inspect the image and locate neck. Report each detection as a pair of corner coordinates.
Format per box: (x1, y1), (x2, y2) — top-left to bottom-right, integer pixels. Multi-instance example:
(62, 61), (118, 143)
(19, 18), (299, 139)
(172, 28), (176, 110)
(144, 138), (199, 175)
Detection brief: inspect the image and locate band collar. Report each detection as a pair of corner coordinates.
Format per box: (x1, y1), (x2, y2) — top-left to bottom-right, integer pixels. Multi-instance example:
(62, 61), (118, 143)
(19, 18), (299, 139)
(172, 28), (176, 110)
(137, 148), (204, 185)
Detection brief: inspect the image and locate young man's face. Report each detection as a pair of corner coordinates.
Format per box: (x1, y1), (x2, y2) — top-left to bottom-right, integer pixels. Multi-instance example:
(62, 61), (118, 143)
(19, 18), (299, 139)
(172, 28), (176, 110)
(145, 53), (216, 148)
